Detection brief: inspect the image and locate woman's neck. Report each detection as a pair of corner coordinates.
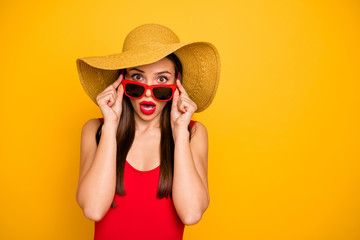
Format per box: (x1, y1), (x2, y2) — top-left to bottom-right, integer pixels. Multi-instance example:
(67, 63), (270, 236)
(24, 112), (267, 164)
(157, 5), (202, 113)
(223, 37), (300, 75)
(134, 113), (161, 132)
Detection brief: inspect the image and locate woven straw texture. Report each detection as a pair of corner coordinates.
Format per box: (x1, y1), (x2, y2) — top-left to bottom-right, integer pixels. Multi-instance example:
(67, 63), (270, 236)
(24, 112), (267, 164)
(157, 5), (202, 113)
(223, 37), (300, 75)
(76, 23), (220, 112)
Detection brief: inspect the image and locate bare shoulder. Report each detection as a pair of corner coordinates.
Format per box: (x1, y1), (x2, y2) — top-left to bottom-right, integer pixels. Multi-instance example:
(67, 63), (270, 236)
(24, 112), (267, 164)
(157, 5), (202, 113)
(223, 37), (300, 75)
(78, 118), (102, 182)
(80, 118), (102, 157)
(189, 121), (209, 204)
(190, 121), (208, 142)
(82, 118), (102, 136)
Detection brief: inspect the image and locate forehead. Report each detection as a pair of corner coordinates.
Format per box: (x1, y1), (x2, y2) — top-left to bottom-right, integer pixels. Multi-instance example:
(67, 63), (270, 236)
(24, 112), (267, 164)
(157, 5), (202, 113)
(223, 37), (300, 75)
(127, 57), (175, 73)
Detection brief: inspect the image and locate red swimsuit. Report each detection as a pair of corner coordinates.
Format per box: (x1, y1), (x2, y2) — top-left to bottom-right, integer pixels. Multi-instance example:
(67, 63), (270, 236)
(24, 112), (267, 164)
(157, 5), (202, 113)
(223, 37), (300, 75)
(94, 118), (196, 240)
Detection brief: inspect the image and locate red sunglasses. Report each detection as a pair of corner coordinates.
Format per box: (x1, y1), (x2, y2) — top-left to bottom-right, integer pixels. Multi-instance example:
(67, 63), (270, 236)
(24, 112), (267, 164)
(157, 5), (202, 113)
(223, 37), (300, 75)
(121, 72), (179, 102)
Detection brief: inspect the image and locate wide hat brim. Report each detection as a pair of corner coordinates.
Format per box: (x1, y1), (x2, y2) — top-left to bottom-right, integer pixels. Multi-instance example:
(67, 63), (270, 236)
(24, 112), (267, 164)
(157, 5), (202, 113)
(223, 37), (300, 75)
(76, 41), (220, 112)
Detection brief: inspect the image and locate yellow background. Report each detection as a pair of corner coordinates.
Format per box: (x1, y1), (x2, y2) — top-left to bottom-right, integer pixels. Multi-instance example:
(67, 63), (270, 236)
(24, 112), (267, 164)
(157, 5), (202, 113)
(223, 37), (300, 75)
(1, 0), (359, 239)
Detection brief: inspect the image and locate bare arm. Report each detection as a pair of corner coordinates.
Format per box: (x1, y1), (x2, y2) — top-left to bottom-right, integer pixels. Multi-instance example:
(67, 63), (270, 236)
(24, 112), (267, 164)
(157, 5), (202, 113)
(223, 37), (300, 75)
(76, 118), (117, 221)
(172, 121), (210, 225)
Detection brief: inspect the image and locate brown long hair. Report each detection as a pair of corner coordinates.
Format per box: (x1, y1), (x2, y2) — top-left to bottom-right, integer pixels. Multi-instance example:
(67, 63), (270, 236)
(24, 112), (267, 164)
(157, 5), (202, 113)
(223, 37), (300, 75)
(95, 53), (192, 207)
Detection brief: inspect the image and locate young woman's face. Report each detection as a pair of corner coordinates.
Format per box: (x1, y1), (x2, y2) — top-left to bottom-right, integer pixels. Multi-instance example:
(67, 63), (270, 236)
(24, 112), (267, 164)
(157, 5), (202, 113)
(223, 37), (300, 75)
(125, 57), (177, 122)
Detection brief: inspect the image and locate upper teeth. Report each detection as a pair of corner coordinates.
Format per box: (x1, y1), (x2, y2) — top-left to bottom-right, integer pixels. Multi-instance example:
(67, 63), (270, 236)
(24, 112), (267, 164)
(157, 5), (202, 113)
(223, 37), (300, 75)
(142, 105), (154, 110)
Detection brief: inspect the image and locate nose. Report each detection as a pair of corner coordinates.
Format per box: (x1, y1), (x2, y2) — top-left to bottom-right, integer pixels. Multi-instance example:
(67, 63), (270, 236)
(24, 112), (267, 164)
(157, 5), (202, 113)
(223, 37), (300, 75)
(145, 88), (152, 97)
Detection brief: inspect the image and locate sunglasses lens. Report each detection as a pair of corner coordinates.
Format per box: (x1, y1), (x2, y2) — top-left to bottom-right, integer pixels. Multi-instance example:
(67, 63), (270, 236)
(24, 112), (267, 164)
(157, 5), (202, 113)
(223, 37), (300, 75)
(125, 83), (145, 98)
(153, 87), (173, 100)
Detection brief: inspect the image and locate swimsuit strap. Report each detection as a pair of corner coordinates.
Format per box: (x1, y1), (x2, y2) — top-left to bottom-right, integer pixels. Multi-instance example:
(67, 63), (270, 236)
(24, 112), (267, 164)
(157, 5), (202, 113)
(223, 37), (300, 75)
(98, 118), (197, 130)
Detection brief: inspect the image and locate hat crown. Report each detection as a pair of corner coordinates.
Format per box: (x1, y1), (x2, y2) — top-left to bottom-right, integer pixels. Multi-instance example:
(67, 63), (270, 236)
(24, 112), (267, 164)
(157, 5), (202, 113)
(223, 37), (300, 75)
(122, 23), (180, 51)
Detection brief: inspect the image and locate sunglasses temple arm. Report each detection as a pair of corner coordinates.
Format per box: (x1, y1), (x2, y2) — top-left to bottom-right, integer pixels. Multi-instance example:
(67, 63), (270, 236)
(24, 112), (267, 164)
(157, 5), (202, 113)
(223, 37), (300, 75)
(114, 69), (124, 91)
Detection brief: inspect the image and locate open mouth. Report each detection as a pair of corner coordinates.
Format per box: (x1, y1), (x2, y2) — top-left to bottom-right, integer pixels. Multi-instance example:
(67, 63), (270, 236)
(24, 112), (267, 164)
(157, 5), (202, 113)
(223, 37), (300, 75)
(140, 101), (156, 115)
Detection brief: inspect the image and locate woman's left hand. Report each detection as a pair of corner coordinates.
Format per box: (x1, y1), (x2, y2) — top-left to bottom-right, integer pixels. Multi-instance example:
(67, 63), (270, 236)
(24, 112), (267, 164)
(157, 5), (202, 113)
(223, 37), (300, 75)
(171, 80), (197, 139)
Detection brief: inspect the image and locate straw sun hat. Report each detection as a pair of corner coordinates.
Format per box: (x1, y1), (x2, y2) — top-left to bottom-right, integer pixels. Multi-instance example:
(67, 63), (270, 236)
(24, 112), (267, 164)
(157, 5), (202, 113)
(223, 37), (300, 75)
(76, 23), (220, 112)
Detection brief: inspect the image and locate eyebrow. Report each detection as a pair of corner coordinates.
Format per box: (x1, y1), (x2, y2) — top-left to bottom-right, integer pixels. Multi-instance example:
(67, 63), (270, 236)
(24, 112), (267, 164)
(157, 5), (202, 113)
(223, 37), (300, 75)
(128, 67), (144, 73)
(127, 68), (172, 75)
(155, 71), (172, 75)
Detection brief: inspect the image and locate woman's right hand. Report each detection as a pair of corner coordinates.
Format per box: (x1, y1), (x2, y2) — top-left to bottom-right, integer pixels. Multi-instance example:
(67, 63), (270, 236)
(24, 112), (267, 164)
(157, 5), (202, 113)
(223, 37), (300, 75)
(96, 73), (124, 129)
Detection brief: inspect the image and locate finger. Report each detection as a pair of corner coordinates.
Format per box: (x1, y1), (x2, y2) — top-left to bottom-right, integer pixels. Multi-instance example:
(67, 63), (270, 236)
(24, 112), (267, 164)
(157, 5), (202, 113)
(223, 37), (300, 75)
(176, 79), (189, 96)
(112, 74), (123, 89)
(116, 84), (124, 103)
(180, 97), (197, 111)
(172, 88), (179, 108)
(177, 92), (197, 112)
(100, 93), (115, 107)
(97, 91), (116, 106)
(177, 98), (187, 113)
(100, 74), (122, 94)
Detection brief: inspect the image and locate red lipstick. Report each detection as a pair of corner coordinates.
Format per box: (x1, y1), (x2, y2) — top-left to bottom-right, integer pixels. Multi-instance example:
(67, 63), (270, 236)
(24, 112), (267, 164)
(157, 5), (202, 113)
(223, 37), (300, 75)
(140, 101), (156, 115)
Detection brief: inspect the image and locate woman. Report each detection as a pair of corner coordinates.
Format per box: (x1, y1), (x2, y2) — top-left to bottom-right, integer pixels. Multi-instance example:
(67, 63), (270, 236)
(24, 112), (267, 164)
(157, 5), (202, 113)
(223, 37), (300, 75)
(75, 23), (220, 239)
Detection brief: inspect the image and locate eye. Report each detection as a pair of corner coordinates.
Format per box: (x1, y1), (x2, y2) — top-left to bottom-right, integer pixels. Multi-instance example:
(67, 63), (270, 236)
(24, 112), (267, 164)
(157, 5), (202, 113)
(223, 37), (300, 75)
(131, 74), (143, 81)
(158, 76), (168, 83)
